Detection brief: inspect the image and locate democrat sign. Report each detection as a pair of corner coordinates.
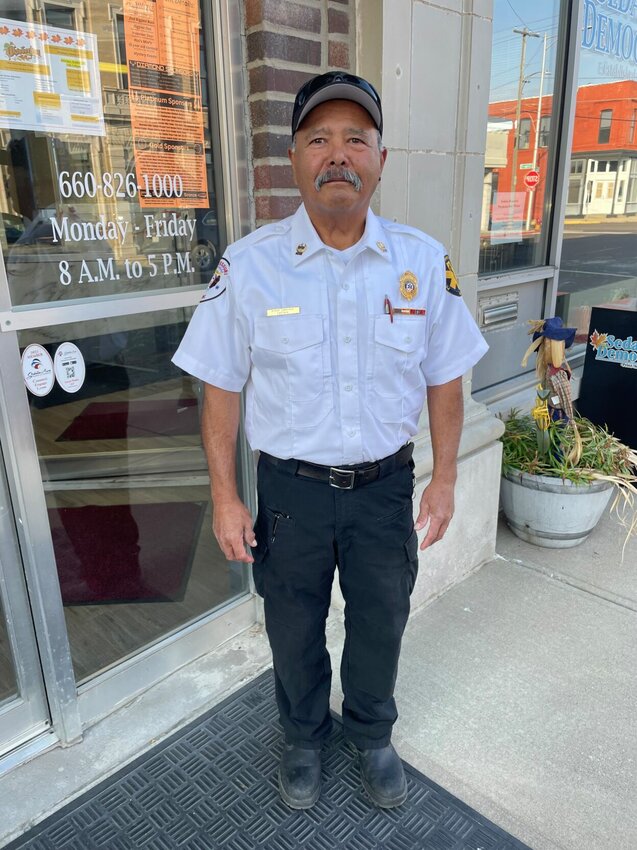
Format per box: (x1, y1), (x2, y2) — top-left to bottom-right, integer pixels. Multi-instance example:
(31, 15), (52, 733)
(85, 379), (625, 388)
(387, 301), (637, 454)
(582, 0), (637, 66)
(578, 307), (637, 448)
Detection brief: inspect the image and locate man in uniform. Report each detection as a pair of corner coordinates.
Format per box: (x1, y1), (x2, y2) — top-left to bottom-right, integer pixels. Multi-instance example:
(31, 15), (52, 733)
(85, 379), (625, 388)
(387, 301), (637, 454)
(173, 72), (488, 810)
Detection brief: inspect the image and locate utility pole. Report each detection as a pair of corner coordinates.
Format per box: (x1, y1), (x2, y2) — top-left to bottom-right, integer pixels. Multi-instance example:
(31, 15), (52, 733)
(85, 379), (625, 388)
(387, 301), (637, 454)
(511, 28), (540, 229)
(526, 33), (549, 230)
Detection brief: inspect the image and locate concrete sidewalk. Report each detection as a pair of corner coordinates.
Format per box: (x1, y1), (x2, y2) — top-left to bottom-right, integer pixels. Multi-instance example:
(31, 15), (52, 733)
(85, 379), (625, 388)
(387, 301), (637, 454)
(1, 506), (635, 849)
(383, 505), (637, 850)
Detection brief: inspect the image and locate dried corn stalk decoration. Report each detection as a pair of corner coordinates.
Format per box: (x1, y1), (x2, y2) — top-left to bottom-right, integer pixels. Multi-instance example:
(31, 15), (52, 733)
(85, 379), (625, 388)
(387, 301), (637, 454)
(521, 317), (582, 464)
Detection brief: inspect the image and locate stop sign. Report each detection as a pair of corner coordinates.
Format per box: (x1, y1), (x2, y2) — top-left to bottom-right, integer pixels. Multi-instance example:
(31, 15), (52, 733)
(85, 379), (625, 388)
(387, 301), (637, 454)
(524, 170), (540, 189)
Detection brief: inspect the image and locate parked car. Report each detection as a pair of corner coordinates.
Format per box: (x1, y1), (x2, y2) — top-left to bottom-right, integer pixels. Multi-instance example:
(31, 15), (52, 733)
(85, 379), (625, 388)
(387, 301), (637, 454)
(6, 208), (114, 305)
(191, 209), (219, 274)
(2, 212), (29, 245)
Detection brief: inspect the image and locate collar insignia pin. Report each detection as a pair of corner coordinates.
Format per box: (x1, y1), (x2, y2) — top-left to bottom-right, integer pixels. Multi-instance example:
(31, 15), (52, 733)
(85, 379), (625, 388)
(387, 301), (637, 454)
(295, 243), (307, 256)
(376, 241), (387, 252)
(399, 270), (418, 301)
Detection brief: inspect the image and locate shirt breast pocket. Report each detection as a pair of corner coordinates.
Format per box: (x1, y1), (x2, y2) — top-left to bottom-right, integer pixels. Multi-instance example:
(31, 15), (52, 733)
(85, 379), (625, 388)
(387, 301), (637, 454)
(253, 315), (327, 402)
(370, 316), (427, 421)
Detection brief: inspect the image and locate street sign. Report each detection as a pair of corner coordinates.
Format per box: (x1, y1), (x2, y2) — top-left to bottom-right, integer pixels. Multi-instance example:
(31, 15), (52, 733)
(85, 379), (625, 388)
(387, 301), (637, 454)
(524, 170), (540, 189)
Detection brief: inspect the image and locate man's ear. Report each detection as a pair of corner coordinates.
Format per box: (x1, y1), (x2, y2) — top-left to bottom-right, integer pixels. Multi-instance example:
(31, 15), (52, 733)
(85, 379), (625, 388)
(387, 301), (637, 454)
(288, 148), (298, 186)
(379, 146), (388, 176)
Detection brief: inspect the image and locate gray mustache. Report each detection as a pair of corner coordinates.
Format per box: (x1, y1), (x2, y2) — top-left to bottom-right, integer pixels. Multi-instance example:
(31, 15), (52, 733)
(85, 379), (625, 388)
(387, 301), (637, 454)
(314, 167), (362, 192)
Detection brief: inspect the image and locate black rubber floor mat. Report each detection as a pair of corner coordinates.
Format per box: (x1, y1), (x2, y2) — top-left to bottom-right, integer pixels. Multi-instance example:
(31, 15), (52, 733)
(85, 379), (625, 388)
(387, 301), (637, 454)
(6, 670), (531, 849)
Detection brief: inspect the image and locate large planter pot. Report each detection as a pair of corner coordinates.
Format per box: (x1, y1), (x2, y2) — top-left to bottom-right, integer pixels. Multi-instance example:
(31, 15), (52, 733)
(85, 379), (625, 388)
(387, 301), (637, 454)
(500, 468), (614, 548)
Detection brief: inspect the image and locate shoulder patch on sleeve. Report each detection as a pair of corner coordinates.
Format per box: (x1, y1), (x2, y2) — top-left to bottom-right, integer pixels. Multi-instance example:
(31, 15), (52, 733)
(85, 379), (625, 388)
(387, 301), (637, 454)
(444, 255), (462, 297)
(200, 257), (230, 303)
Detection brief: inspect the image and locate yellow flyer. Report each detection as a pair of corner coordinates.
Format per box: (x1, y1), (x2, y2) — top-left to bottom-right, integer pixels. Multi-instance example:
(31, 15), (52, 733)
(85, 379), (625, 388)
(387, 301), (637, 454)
(0, 17), (104, 136)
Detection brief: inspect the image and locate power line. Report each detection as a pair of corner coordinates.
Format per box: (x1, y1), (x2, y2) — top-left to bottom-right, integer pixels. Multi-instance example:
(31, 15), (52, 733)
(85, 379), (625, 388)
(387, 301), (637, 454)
(506, 0), (528, 28)
(493, 17), (558, 37)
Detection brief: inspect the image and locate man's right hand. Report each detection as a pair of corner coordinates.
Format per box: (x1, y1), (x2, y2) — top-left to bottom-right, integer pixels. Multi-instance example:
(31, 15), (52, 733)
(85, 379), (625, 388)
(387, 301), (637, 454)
(212, 499), (257, 563)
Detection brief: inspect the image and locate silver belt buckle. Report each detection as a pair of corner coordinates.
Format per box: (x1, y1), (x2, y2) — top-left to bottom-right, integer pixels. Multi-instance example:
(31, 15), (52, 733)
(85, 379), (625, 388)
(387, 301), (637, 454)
(329, 467), (356, 489)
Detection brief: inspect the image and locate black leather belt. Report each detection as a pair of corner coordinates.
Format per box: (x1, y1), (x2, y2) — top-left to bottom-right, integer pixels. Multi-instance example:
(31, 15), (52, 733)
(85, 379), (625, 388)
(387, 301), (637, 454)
(260, 443), (414, 490)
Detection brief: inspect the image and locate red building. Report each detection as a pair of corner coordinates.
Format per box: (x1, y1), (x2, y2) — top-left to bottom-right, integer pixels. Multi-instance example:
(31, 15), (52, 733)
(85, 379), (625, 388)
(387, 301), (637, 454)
(484, 80), (637, 232)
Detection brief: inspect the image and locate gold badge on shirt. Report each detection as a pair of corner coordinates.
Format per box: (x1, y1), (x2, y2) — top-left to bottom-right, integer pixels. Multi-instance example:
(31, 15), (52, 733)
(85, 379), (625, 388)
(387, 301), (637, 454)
(295, 243), (307, 255)
(399, 270), (418, 301)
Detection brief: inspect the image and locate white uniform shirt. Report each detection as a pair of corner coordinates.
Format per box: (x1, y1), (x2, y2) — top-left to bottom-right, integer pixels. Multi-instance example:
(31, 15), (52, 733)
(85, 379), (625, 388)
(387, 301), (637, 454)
(173, 204), (488, 465)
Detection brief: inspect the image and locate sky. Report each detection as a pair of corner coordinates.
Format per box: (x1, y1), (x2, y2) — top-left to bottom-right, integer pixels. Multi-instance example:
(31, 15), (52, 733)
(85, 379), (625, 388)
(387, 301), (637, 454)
(490, 0), (637, 104)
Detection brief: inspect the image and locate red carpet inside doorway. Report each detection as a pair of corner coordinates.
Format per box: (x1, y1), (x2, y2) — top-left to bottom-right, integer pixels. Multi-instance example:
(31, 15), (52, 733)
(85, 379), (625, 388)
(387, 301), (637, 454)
(57, 398), (200, 441)
(49, 502), (207, 605)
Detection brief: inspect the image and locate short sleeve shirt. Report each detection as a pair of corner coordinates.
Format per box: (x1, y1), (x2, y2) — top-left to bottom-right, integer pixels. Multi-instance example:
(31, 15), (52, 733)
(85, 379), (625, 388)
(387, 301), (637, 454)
(172, 204), (488, 465)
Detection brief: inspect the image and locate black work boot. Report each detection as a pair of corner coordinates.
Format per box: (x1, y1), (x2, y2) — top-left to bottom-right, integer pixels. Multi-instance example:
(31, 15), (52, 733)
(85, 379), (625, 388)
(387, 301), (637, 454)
(355, 743), (407, 808)
(278, 744), (321, 809)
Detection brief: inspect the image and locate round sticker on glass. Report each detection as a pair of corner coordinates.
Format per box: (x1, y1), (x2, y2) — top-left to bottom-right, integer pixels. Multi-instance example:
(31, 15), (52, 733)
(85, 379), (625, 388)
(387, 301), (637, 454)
(22, 344), (54, 397)
(54, 342), (86, 394)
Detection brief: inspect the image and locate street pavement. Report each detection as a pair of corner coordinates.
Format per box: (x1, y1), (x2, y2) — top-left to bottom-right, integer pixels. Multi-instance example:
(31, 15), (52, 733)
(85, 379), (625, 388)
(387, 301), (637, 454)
(378, 504), (637, 850)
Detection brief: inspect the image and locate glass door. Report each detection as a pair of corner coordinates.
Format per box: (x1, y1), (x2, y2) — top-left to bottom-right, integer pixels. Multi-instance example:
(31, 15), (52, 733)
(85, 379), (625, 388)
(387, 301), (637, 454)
(0, 446), (50, 758)
(0, 0), (254, 736)
(19, 308), (249, 687)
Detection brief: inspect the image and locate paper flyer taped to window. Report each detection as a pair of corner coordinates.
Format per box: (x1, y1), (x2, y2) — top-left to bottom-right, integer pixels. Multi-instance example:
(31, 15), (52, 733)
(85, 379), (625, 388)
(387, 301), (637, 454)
(489, 192), (526, 245)
(0, 17), (104, 136)
(123, 0), (209, 209)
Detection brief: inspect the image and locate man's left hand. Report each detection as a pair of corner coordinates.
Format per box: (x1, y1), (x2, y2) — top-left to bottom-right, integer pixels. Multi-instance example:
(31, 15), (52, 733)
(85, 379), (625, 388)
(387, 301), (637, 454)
(414, 479), (455, 550)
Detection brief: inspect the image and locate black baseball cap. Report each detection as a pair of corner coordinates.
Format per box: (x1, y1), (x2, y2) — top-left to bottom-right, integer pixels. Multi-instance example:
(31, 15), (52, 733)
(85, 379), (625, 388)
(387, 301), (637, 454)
(291, 71), (383, 136)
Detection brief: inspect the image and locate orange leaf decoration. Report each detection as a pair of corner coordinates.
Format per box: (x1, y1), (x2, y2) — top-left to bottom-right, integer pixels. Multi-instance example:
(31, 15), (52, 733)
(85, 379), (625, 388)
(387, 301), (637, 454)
(590, 330), (608, 351)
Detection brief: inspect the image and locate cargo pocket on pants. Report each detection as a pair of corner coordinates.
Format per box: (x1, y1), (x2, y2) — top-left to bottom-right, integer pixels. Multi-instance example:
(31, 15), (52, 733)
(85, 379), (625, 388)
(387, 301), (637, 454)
(250, 512), (269, 598)
(404, 528), (419, 595)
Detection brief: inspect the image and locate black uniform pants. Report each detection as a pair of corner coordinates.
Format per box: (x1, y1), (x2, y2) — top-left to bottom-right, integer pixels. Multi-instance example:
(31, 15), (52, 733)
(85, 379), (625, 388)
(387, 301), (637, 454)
(251, 454), (419, 751)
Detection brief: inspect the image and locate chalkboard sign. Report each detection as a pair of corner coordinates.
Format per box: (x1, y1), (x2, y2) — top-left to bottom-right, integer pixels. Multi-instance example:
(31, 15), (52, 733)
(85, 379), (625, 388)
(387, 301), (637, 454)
(577, 307), (637, 448)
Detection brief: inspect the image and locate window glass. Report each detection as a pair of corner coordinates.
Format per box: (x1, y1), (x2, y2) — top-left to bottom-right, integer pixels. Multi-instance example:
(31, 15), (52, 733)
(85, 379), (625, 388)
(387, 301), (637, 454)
(558, 7), (637, 342)
(0, 596), (18, 705)
(480, 0), (563, 276)
(115, 14), (128, 89)
(20, 307), (248, 684)
(0, 0), (222, 307)
(0, 0), (248, 687)
(598, 110), (612, 144)
(44, 5), (76, 30)
(519, 117), (531, 149)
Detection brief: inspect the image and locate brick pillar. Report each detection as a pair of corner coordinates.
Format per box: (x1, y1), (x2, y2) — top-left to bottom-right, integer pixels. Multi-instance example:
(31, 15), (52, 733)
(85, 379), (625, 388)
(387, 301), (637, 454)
(245, 0), (355, 226)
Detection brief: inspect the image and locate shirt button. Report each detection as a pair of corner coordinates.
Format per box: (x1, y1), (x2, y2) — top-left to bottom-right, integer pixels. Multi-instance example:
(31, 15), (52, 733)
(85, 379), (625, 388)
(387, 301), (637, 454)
(342, 283), (350, 291)
(344, 336), (351, 343)
(281, 337), (289, 344)
(348, 429), (356, 437)
(404, 336), (412, 344)
(344, 384), (352, 392)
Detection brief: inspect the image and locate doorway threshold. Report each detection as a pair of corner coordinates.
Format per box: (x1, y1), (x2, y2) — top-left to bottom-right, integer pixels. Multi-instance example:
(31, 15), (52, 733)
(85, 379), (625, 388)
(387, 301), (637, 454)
(0, 623), (271, 848)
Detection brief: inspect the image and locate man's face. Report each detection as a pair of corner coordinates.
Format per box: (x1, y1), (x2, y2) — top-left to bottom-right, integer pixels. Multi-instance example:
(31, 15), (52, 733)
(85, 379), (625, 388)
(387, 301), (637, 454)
(288, 100), (387, 222)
